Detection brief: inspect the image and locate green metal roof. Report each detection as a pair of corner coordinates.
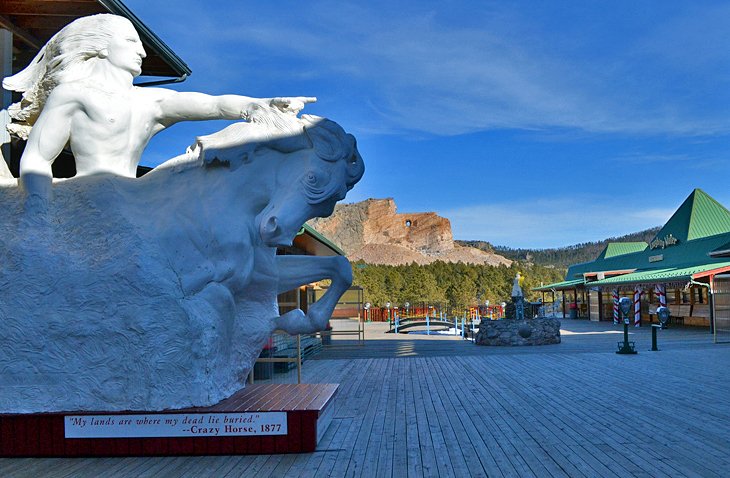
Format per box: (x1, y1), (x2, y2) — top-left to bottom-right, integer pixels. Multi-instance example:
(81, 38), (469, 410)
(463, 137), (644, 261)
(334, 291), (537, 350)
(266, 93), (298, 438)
(651, 188), (730, 244)
(599, 242), (647, 259)
(568, 233), (730, 278)
(533, 279), (585, 292)
(587, 261), (730, 287)
(564, 190), (730, 282)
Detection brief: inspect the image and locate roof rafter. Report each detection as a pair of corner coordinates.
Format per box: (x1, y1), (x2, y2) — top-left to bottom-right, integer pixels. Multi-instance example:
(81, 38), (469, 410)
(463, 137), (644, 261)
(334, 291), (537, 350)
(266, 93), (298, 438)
(0, 14), (42, 49)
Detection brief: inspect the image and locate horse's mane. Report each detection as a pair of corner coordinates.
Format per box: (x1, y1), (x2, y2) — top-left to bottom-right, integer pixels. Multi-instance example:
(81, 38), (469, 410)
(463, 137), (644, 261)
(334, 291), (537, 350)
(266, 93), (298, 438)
(155, 113), (364, 193)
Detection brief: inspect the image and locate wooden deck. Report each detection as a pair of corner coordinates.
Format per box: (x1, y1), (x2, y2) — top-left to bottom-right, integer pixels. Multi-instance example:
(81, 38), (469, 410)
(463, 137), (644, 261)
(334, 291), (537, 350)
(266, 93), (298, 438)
(2, 319), (729, 477)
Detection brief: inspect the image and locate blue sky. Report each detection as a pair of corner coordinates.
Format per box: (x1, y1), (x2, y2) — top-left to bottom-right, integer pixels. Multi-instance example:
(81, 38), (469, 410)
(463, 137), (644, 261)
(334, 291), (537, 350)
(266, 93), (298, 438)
(125, 0), (730, 248)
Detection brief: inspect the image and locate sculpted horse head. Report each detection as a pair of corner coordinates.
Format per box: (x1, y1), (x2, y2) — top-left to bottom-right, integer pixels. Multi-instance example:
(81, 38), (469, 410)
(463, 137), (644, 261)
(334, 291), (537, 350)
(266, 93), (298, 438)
(0, 112), (364, 413)
(187, 113), (364, 248)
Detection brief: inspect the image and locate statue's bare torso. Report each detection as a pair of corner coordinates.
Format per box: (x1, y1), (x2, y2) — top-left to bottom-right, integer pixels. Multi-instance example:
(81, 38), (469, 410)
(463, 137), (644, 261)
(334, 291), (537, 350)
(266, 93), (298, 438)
(64, 83), (162, 176)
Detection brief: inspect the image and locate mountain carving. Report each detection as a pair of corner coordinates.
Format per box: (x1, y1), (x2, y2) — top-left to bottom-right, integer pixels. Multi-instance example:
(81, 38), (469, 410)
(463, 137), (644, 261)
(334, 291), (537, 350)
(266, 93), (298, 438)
(308, 198), (512, 266)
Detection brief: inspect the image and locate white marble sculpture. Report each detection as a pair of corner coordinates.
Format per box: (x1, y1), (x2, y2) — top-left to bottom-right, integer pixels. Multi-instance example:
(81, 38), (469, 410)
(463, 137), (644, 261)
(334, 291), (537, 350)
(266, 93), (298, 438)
(2, 13), (313, 209)
(511, 272), (524, 298)
(0, 14), (364, 413)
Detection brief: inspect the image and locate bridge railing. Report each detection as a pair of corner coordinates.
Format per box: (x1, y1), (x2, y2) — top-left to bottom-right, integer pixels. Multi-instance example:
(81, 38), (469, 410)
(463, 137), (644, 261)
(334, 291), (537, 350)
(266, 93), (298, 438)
(389, 315), (481, 340)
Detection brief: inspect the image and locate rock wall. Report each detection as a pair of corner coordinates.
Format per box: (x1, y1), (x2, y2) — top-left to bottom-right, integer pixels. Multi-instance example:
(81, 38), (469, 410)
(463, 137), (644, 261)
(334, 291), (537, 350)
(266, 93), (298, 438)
(475, 318), (561, 346)
(308, 198), (511, 266)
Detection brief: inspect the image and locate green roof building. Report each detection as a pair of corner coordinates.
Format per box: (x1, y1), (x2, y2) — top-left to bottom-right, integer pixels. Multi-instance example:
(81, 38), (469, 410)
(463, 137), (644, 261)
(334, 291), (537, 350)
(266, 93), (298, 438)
(535, 189), (730, 339)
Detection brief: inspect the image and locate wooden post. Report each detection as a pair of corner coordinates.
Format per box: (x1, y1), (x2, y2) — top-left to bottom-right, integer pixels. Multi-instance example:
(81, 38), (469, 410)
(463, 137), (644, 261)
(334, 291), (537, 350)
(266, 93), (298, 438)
(1, 28), (13, 175)
(296, 335), (302, 384)
(709, 276), (716, 336)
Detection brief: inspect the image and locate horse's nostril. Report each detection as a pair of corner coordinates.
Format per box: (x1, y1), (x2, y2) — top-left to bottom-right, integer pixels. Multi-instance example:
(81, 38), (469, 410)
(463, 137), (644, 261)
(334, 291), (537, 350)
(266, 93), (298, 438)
(265, 216), (278, 233)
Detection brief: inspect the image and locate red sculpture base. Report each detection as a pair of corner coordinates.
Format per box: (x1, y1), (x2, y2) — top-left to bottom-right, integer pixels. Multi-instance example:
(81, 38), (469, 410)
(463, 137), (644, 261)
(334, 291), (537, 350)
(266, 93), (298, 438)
(0, 383), (337, 457)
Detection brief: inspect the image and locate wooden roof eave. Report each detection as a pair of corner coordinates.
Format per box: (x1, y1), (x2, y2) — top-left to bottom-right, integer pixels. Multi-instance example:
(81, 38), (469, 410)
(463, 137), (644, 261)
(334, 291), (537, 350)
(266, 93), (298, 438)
(691, 265), (730, 280)
(1, 0), (191, 80)
(99, 0), (191, 79)
(583, 269), (637, 280)
(0, 13), (42, 49)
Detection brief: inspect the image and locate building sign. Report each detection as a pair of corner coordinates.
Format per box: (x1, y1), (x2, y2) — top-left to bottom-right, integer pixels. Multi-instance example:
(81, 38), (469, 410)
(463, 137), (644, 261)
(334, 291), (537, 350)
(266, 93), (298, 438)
(64, 412), (287, 438)
(648, 254), (664, 263)
(650, 234), (679, 250)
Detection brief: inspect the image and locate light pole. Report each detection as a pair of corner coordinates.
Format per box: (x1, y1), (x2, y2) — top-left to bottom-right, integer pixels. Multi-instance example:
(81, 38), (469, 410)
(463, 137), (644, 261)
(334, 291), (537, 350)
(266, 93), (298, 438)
(386, 302), (391, 328)
(404, 302), (410, 318)
(364, 302), (371, 322)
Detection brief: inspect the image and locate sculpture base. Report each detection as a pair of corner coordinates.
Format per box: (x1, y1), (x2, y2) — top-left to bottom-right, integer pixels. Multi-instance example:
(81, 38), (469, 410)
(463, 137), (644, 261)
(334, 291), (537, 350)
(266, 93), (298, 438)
(0, 383), (337, 457)
(475, 317), (561, 346)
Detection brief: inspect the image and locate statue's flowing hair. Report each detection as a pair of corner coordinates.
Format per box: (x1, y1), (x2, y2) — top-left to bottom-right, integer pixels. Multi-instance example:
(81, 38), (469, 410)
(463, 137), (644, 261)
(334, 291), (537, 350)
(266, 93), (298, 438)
(191, 112), (364, 201)
(2, 14), (134, 134)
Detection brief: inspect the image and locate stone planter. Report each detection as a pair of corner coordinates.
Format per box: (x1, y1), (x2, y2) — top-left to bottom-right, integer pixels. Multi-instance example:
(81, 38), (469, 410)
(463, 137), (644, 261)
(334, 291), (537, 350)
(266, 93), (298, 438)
(475, 317), (561, 346)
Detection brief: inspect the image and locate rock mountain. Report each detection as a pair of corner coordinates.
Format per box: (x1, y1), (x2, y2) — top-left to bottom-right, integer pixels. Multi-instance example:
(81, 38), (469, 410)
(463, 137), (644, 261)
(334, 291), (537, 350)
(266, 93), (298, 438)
(308, 198), (511, 266)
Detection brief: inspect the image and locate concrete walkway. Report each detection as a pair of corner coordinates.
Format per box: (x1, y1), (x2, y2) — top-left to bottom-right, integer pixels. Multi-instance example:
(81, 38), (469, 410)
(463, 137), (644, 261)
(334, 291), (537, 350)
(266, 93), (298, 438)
(2, 319), (728, 477)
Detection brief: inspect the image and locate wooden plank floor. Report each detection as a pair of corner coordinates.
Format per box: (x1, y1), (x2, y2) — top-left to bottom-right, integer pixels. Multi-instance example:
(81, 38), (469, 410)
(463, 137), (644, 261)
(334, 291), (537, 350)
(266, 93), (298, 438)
(2, 319), (729, 477)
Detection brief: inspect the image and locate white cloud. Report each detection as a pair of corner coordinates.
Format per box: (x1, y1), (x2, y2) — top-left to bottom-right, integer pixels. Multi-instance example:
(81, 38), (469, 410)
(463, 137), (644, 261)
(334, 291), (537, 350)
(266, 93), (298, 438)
(127, 0), (730, 139)
(187, 1), (730, 137)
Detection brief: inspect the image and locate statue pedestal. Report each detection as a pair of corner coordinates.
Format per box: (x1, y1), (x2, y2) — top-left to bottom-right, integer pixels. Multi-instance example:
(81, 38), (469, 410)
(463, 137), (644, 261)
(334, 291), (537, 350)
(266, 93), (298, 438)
(475, 317), (561, 346)
(0, 383), (337, 457)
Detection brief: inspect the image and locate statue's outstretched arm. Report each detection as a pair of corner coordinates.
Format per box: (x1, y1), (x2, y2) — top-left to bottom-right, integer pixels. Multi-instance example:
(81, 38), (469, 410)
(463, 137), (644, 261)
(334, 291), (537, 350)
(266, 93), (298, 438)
(153, 90), (315, 127)
(272, 255), (352, 335)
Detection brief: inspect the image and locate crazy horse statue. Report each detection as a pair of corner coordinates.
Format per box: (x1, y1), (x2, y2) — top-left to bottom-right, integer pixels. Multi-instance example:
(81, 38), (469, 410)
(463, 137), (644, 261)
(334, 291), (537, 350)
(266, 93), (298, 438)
(0, 112), (363, 413)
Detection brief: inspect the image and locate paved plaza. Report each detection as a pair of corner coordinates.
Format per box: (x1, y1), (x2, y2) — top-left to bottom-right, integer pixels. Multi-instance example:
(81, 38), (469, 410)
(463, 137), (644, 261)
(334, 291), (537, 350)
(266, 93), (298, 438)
(2, 319), (729, 477)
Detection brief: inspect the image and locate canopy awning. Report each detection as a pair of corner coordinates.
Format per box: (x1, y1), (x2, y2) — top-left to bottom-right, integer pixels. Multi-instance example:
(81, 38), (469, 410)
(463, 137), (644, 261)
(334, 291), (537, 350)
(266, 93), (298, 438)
(532, 279), (585, 292)
(586, 261), (730, 288)
(296, 224), (345, 257)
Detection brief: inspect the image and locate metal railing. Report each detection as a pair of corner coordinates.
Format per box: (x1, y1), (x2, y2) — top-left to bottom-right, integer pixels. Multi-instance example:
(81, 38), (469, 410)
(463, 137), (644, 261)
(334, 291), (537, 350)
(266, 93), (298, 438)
(249, 332), (325, 384)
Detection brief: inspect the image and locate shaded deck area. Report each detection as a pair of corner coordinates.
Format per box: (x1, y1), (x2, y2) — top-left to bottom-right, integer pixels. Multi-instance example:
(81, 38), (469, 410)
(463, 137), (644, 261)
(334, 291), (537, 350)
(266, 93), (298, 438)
(2, 319), (729, 477)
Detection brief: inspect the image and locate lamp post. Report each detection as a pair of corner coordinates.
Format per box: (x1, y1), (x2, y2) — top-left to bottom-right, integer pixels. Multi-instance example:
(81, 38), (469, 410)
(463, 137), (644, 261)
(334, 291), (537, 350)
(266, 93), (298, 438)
(485, 300), (490, 320)
(386, 302), (391, 328)
(404, 302), (410, 318)
(616, 296), (637, 354)
(364, 302), (371, 322)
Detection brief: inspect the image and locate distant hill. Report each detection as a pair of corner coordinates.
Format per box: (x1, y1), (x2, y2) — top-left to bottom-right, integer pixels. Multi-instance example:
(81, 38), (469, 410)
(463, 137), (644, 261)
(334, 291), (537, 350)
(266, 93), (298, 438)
(456, 227), (661, 271)
(308, 198), (512, 266)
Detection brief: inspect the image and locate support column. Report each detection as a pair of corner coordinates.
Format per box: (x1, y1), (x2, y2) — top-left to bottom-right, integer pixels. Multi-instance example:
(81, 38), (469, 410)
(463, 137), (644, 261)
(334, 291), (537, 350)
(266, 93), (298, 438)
(656, 284), (666, 307)
(1, 28), (13, 178)
(634, 286), (643, 327)
(709, 276), (715, 336)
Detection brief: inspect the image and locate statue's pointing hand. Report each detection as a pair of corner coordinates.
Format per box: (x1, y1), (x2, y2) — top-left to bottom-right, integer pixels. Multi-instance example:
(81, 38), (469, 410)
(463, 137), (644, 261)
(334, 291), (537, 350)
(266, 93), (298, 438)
(270, 96), (317, 115)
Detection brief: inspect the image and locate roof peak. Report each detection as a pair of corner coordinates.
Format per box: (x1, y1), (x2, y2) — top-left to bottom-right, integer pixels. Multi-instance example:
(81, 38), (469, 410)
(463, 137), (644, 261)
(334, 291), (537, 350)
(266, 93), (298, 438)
(652, 189), (730, 244)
